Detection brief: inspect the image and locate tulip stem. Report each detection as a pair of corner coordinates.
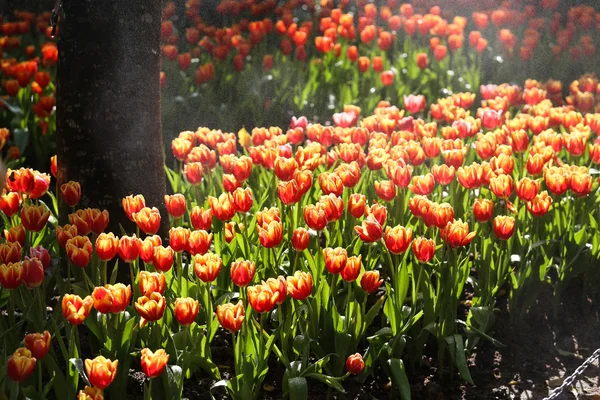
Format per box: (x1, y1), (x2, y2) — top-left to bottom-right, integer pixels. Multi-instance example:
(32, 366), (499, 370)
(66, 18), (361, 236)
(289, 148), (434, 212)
(37, 359), (42, 394)
(103, 261), (108, 286)
(182, 325), (188, 378)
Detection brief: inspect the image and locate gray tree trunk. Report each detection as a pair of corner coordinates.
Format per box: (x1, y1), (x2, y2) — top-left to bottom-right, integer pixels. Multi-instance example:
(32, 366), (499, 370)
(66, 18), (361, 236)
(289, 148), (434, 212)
(56, 0), (168, 236)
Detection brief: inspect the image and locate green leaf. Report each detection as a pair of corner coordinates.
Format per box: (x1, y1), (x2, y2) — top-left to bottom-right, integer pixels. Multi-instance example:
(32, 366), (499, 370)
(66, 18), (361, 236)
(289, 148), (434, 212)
(387, 358), (411, 400)
(288, 377), (308, 400)
(120, 315), (137, 348)
(304, 373), (345, 393)
(445, 334), (473, 384)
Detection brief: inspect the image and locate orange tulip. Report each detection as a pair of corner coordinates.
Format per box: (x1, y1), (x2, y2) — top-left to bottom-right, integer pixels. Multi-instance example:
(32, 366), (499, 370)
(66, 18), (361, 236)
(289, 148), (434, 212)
(258, 219), (283, 248)
(527, 190), (552, 217)
(216, 300), (245, 332)
(208, 193), (236, 221)
(230, 260), (256, 287)
(140, 348), (169, 378)
(374, 180), (396, 202)
(232, 156), (253, 182)
(408, 174), (435, 195)
(92, 284), (132, 314)
(274, 156), (298, 181)
(0, 191), (21, 217)
(77, 386), (104, 400)
(570, 171), (593, 197)
(4, 224), (25, 246)
(174, 297), (199, 326)
(232, 187), (253, 213)
(184, 162), (203, 185)
(122, 194), (146, 221)
(190, 207), (212, 230)
(544, 167), (568, 195)
(473, 198), (494, 223)
(278, 179), (302, 205)
(118, 235), (142, 263)
(303, 203), (328, 231)
(341, 255), (362, 282)
(489, 174), (513, 199)
(286, 271), (313, 300)
(354, 215), (383, 243)
(135, 292), (166, 328)
(66, 236), (93, 268)
(56, 224), (78, 248)
(95, 233), (119, 261)
(169, 227), (190, 252)
(457, 163), (482, 189)
(138, 271), (166, 296)
(348, 193), (366, 218)
(441, 220), (476, 248)
(0, 262), (23, 289)
(384, 225), (413, 254)
(323, 247), (348, 274)
(318, 172), (343, 196)
(152, 245), (174, 272)
(431, 164), (455, 186)
(20, 204), (50, 232)
(346, 353), (364, 375)
(412, 237), (436, 263)
(187, 230), (213, 255)
(291, 227), (310, 251)
(139, 235), (161, 263)
(0, 242), (22, 265)
(194, 253), (222, 283)
(515, 177), (540, 202)
(24, 330), (51, 360)
(60, 181), (81, 207)
(85, 356), (118, 390)
(7, 348), (36, 382)
(132, 207), (161, 235)
(247, 283), (279, 313)
(62, 294), (94, 325)
(360, 271), (383, 294)
(493, 215), (516, 240)
(164, 194), (187, 218)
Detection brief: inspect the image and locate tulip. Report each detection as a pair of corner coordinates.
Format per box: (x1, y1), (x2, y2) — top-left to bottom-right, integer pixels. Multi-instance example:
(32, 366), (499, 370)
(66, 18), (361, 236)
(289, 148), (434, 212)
(190, 207), (212, 230)
(230, 260), (256, 287)
(187, 230), (213, 255)
(360, 271), (383, 294)
(135, 292), (166, 328)
(232, 187), (253, 213)
(152, 245), (174, 272)
(473, 198), (494, 223)
(24, 330), (51, 360)
(4, 224), (25, 246)
(139, 236), (160, 263)
(0, 191), (21, 217)
(194, 253), (222, 283)
(7, 348), (36, 382)
(139, 271), (166, 296)
(92, 284), (132, 314)
(489, 174), (513, 199)
(20, 204), (50, 232)
(319, 194), (344, 222)
(409, 174), (435, 196)
(412, 237), (436, 263)
(118, 235), (142, 262)
(441, 220), (476, 248)
(122, 194), (145, 221)
(22, 257), (44, 288)
(216, 300), (245, 332)
(318, 172), (343, 196)
(323, 247), (348, 274)
(132, 207), (161, 235)
(354, 215), (383, 243)
(208, 193), (236, 221)
(265, 276), (287, 305)
(50, 155), (58, 177)
(247, 283), (279, 313)
(274, 157), (298, 181)
(85, 356), (118, 389)
(60, 181), (82, 207)
(374, 180), (396, 202)
(56, 224), (78, 248)
(527, 191), (552, 217)
(493, 215), (516, 240)
(169, 227), (190, 252)
(77, 386), (104, 400)
(431, 164), (455, 186)
(95, 233), (119, 261)
(303, 203), (328, 231)
(164, 194), (186, 218)
(570, 172), (593, 197)
(140, 348), (169, 378)
(278, 179), (302, 205)
(404, 94), (426, 114)
(348, 194), (366, 218)
(174, 297), (200, 326)
(184, 162), (204, 185)
(366, 203), (388, 226)
(291, 228), (310, 251)
(29, 246), (50, 271)
(346, 353), (364, 375)
(258, 220), (283, 248)
(66, 236), (93, 268)
(341, 255), (362, 283)
(62, 294), (94, 324)
(384, 226), (413, 254)
(286, 270), (313, 301)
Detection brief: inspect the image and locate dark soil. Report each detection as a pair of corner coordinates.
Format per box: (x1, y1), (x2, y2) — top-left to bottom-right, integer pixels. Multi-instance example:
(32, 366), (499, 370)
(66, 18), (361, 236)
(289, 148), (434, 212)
(122, 278), (600, 399)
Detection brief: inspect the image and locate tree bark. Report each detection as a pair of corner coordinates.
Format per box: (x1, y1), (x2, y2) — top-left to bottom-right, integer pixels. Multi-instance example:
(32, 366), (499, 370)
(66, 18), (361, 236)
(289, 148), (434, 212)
(56, 0), (168, 236)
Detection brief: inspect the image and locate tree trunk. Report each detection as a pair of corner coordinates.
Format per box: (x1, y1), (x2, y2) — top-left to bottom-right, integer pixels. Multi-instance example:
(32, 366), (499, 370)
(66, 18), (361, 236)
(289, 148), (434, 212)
(56, 0), (168, 236)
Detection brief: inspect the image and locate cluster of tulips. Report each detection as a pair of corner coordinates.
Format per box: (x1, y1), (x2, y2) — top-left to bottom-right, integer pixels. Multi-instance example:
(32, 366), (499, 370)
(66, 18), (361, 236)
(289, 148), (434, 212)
(0, 10), (57, 166)
(159, 0), (600, 133)
(2, 70), (600, 399)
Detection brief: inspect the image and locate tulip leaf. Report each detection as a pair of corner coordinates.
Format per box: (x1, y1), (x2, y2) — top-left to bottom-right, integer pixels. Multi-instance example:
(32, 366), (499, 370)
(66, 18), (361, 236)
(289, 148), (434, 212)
(304, 373), (345, 393)
(69, 358), (90, 386)
(387, 358), (411, 400)
(120, 315), (137, 348)
(288, 377), (308, 400)
(445, 334), (473, 384)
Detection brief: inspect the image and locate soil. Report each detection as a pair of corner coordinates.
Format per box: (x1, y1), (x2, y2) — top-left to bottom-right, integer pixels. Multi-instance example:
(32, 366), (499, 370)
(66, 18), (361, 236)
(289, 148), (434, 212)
(122, 277), (600, 399)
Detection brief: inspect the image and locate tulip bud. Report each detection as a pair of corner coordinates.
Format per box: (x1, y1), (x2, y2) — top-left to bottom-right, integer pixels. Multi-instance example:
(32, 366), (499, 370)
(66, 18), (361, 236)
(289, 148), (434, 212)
(190, 207), (212, 230)
(7, 348), (36, 382)
(122, 194), (145, 221)
(493, 215), (516, 240)
(346, 353), (364, 375)
(21, 204), (50, 232)
(60, 181), (81, 207)
(22, 257), (45, 288)
(132, 207), (161, 235)
(412, 237), (436, 263)
(323, 247), (348, 274)
(95, 233), (119, 261)
(230, 260), (256, 287)
(30, 245), (51, 270)
(0, 191), (21, 217)
(187, 230), (213, 255)
(118, 235), (142, 263)
(24, 330), (51, 360)
(340, 255), (362, 283)
(174, 297), (200, 326)
(66, 236), (93, 268)
(291, 227), (310, 251)
(164, 194), (187, 218)
(360, 271), (383, 294)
